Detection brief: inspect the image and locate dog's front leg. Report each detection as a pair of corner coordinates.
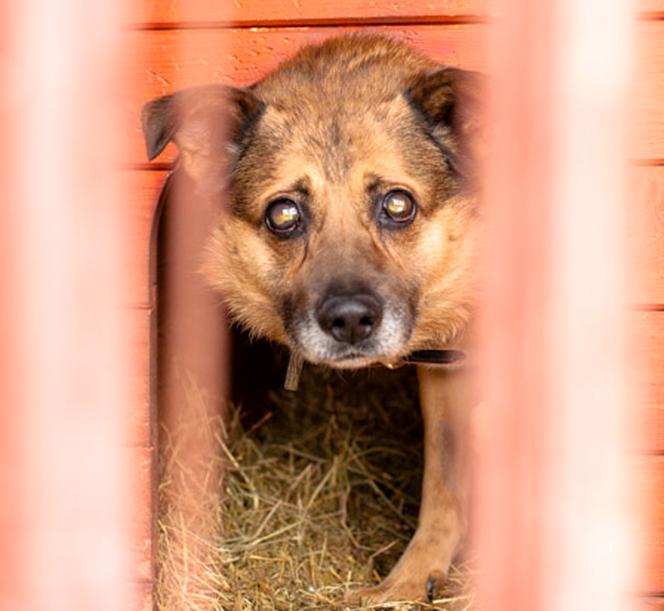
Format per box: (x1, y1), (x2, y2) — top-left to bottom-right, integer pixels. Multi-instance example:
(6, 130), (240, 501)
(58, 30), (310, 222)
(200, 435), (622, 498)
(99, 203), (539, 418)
(348, 364), (472, 605)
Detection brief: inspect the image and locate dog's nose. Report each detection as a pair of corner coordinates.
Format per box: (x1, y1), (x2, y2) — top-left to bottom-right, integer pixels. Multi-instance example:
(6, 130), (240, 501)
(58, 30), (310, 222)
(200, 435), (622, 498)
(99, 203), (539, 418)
(316, 294), (383, 344)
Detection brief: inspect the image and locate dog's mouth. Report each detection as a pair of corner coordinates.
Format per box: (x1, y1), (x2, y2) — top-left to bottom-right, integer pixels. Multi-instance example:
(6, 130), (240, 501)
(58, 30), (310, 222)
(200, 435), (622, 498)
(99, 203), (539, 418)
(327, 350), (388, 369)
(287, 309), (414, 369)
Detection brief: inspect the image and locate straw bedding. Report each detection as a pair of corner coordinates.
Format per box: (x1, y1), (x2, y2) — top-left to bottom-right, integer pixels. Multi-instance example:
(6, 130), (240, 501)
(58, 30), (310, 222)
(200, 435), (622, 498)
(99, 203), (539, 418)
(156, 341), (472, 610)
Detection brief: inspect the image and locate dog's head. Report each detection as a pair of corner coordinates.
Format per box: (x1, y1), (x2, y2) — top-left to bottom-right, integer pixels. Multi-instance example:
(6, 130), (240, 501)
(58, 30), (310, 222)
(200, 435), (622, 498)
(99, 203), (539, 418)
(142, 35), (484, 368)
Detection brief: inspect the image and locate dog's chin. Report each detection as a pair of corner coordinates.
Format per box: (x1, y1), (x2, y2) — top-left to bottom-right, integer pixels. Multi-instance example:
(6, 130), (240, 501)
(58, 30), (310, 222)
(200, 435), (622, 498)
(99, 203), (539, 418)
(300, 350), (401, 370)
(321, 352), (387, 370)
(289, 335), (410, 370)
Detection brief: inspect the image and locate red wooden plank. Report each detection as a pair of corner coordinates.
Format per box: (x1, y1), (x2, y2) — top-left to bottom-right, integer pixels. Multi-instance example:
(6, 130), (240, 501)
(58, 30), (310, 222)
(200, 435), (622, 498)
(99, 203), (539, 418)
(635, 22), (664, 161)
(126, 0), (489, 27)
(120, 170), (166, 307)
(635, 456), (664, 594)
(127, 444), (156, 583)
(477, 0), (633, 605)
(2, 0), (134, 606)
(639, 1), (664, 14)
(629, 312), (664, 454)
(124, 307), (156, 447)
(125, 0), (664, 26)
(630, 167), (664, 306)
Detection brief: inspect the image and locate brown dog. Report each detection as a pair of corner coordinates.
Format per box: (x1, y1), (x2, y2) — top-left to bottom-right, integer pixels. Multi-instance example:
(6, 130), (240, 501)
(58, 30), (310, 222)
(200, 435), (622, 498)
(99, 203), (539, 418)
(142, 34), (482, 604)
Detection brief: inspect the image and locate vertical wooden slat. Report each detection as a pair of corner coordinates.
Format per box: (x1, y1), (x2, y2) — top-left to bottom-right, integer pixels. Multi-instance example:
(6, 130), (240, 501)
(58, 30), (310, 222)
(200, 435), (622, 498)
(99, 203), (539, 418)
(154, 3), (230, 608)
(476, 0), (636, 610)
(0, 0), (133, 609)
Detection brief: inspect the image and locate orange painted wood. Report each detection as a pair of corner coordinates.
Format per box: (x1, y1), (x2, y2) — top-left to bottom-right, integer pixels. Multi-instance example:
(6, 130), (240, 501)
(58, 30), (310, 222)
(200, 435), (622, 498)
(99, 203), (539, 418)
(636, 22), (664, 161)
(635, 456), (664, 594)
(124, 22), (664, 167)
(629, 311), (664, 454)
(127, 444), (156, 583)
(127, 0), (489, 26)
(632, 403), (664, 455)
(639, 1), (664, 14)
(631, 167), (664, 306)
(124, 307), (156, 446)
(637, 599), (664, 611)
(125, 0), (664, 25)
(120, 170), (166, 307)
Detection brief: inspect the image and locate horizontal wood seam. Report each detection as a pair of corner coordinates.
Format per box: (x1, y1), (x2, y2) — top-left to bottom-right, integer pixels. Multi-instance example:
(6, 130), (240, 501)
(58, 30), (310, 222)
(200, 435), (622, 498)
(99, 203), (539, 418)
(122, 16), (490, 30)
(121, 159), (664, 172)
(123, 11), (664, 30)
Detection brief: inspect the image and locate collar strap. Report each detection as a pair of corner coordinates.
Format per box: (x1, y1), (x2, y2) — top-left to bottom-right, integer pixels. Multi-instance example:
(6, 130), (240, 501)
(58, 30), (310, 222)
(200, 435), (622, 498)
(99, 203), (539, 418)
(385, 349), (466, 369)
(284, 349), (467, 391)
(401, 349), (466, 364)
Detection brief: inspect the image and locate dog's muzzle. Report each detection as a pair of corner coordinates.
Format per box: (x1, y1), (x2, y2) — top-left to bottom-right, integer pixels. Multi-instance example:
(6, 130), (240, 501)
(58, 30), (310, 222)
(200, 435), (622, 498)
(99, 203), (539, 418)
(285, 282), (413, 368)
(315, 293), (383, 345)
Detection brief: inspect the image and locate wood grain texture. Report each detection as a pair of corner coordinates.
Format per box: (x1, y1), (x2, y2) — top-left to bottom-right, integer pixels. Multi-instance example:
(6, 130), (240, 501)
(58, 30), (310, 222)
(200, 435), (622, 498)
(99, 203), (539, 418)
(636, 22), (664, 161)
(126, 0), (489, 26)
(125, 307), (155, 446)
(639, 1), (664, 14)
(127, 444), (156, 582)
(635, 456), (664, 594)
(120, 170), (166, 307)
(637, 599), (664, 611)
(630, 166), (664, 306)
(124, 0), (664, 26)
(629, 312), (664, 454)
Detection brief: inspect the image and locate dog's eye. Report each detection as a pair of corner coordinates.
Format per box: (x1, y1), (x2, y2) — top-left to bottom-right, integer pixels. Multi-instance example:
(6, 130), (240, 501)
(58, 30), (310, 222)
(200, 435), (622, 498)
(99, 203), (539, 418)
(265, 199), (302, 235)
(382, 190), (416, 224)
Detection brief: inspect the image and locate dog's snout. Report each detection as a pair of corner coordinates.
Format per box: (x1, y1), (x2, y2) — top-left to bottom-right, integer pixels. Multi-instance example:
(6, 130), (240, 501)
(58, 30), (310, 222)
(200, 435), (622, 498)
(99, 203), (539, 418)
(316, 294), (383, 345)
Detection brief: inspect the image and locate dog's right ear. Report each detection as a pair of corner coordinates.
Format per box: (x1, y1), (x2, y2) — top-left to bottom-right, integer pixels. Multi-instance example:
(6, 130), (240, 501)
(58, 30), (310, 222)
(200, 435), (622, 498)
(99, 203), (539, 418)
(141, 85), (264, 190)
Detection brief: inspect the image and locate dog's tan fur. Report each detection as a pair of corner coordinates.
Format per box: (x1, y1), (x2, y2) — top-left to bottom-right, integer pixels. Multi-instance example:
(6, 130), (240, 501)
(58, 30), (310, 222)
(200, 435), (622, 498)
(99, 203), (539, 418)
(142, 34), (482, 604)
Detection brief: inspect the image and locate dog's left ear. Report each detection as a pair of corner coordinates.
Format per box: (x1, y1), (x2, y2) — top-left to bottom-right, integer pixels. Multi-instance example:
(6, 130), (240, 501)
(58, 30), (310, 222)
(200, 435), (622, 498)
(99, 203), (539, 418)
(141, 84), (264, 192)
(406, 67), (486, 180)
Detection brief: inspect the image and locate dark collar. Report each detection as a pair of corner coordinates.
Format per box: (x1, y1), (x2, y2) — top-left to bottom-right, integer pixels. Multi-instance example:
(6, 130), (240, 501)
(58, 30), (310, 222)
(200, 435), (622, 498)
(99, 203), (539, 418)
(398, 349), (466, 366)
(285, 349), (466, 390)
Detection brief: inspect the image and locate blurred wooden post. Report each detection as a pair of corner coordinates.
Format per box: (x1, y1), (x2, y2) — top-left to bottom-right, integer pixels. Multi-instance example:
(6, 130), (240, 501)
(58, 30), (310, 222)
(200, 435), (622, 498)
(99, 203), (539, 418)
(476, 0), (635, 610)
(154, 5), (229, 608)
(0, 0), (133, 610)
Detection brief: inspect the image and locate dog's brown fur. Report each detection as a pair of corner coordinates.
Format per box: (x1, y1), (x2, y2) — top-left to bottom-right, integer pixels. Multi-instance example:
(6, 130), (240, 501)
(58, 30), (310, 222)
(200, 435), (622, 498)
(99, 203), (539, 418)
(143, 34), (482, 604)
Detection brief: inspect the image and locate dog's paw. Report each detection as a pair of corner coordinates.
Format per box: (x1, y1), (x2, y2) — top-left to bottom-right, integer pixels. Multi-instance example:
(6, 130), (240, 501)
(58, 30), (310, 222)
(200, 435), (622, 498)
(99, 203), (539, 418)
(345, 531), (455, 606)
(345, 569), (446, 606)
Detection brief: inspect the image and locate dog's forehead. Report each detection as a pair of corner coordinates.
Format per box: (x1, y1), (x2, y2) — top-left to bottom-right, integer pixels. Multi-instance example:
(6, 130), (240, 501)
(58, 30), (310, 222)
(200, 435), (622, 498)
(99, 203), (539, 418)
(231, 37), (453, 211)
(265, 100), (409, 174)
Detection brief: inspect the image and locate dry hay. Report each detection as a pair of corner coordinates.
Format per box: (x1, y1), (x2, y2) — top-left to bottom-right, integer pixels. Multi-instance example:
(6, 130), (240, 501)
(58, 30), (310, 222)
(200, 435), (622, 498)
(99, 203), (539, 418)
(156, 352), (473, 610)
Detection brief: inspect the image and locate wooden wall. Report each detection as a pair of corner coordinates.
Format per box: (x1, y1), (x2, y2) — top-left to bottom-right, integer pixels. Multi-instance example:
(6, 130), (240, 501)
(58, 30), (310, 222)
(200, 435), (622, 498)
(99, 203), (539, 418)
(121, 3), (664, 608)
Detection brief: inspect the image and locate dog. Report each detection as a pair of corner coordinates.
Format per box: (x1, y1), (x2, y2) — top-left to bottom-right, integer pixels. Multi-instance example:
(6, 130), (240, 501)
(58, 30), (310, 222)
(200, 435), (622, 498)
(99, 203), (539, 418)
(142, 33), (483, 604)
